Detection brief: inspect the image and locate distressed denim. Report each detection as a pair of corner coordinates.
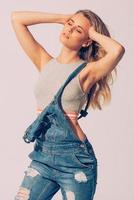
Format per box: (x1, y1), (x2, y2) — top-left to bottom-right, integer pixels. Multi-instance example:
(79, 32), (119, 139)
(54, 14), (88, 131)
(15, 62), (98, 200)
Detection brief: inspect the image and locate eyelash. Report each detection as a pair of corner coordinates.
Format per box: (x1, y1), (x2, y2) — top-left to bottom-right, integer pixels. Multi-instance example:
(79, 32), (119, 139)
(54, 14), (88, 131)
(67, 22), (82, 33)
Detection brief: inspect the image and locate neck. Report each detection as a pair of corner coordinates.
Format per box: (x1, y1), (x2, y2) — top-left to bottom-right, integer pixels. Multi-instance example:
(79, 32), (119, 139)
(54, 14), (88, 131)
(56, 46), (81, 64)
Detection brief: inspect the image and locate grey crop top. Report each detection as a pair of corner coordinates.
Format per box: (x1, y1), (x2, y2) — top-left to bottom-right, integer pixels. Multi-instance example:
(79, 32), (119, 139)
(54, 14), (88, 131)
(33, 58), (88, 114)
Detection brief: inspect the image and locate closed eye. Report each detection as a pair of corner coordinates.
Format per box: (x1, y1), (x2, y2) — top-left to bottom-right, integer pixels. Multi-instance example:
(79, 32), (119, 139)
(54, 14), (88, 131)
(67, 22), (72, 25)
(77, 30), (82, 33)
(67, 21), (82, 33)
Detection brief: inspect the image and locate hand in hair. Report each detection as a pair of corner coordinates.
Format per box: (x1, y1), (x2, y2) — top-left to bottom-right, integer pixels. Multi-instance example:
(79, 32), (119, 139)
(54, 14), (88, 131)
(88, 25), (97, 40)
(61, 14), (74, 25)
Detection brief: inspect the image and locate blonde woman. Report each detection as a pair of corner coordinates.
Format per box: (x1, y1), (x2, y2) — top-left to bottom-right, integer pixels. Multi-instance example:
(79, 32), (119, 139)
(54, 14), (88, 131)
(11, 9), (125, 200)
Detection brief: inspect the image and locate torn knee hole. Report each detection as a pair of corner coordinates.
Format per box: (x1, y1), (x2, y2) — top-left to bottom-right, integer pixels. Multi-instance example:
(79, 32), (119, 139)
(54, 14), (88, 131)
(15, 187), (30, 200)
(25, 167), (40, 177)
(74, 171), (88, 182)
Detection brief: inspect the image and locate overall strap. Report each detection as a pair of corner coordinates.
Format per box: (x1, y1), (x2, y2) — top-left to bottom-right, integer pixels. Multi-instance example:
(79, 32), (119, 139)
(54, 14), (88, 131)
(60, 62), (88, 92)
(77, 84), (96, 120)
(60, 61), (97, 120)
(54, 61), (96, 120)
(57, 62), (90, 119)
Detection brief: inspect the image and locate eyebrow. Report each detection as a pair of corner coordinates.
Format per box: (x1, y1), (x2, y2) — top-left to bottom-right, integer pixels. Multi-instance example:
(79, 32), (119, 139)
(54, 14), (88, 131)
(68, 19), (85, 32)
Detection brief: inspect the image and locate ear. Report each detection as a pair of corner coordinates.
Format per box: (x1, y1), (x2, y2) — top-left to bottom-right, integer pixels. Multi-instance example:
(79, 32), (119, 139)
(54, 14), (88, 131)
(82, 38), (92, 48)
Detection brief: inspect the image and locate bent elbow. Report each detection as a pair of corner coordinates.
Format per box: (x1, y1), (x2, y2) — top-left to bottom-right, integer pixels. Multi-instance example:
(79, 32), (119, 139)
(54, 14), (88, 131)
(116, 45), (125, 56)
(11, 11), (20, 22)
(119, 45), (125, 54)
(11, 11), (16, 21)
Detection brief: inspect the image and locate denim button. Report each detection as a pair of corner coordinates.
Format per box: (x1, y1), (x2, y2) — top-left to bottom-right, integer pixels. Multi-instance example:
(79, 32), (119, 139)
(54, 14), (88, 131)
(80, 144), (84, 147)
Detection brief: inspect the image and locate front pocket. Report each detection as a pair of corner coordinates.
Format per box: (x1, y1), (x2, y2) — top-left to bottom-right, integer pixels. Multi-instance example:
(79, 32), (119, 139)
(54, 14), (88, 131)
(72, 151), (95, 169)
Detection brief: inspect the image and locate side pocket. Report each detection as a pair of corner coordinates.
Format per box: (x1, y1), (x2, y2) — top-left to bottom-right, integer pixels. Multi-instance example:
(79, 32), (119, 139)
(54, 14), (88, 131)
(85, 143), (98, 163)
(72, 151), (95, 169)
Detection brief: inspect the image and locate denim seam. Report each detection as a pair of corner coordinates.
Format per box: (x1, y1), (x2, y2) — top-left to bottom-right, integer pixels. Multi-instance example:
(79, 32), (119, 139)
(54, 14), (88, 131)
(36, 181), (54, 200)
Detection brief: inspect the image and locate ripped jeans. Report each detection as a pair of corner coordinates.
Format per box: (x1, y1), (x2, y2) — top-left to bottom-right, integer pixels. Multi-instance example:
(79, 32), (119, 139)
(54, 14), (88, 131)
(14, 137), (98, 200)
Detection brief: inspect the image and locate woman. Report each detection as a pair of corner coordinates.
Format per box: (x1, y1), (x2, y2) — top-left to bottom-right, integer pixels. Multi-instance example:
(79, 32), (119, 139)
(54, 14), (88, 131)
(11, 9), (125, 200)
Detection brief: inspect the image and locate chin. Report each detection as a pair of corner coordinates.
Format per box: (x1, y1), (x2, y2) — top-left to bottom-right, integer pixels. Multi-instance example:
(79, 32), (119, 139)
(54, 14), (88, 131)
(59, 34), (78, 50)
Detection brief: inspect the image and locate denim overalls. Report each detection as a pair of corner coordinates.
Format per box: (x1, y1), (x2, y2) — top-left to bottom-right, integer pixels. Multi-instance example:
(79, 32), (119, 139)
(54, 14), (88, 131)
(15, 62), (98, 200)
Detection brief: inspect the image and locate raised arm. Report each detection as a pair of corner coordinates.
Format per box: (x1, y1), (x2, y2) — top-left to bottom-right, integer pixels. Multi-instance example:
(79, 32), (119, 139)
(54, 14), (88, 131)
(85, 26), (125, 83)
(11, 11), (73, 72)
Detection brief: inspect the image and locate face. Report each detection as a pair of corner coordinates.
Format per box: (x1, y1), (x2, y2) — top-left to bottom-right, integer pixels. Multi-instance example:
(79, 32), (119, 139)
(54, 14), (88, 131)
(59, 13), (92, 50)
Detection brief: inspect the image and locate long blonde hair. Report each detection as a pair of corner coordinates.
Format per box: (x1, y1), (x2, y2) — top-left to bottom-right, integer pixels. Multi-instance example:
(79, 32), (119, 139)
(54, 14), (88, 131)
(75, 9), (117, 110)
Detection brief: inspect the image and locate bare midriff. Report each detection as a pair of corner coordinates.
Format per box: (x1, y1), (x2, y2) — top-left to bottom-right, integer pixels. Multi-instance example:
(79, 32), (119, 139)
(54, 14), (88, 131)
(36, 108), (87, 142)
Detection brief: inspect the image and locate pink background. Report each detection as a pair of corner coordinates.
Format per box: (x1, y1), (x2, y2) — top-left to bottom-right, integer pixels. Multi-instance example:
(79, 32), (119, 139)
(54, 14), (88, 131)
(0, 0), (132, 199)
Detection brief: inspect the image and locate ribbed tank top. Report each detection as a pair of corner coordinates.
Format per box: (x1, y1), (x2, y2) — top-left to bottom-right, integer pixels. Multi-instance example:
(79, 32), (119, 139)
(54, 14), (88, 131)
(33, 58), (88, 114)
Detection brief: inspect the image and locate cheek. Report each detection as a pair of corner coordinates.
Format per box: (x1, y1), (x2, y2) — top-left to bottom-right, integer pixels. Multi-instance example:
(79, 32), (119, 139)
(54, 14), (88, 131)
(72, 33), (85, 44)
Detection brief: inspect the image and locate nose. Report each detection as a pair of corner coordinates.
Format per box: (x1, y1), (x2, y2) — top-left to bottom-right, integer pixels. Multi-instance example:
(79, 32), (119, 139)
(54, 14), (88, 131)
(68, 26), (75, 32)
(66, 26), (75, 36)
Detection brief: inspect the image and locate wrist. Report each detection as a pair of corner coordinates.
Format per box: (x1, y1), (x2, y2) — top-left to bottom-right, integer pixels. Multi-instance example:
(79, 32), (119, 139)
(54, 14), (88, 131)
(89, 30), (100, 41)
(60, 14), (74, 25)
(88, 26), (100, 41)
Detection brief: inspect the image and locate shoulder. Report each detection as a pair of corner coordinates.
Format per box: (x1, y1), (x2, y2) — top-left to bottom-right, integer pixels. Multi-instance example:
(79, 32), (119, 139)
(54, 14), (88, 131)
(40, 55), (54, 72)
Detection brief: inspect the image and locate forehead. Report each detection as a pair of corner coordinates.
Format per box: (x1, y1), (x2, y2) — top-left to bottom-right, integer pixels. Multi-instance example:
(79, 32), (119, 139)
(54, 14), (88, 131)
(70, 13), (91, 31)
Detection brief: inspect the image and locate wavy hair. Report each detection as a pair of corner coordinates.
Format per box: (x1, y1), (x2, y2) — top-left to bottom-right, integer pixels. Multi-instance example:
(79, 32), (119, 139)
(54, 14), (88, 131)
(75, 9), (117, 110)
